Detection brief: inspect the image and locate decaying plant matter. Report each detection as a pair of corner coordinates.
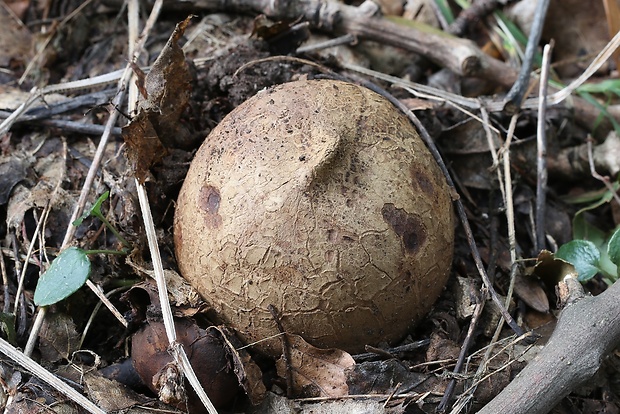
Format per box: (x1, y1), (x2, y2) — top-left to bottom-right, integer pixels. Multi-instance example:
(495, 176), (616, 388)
(1, 0), (620, 412)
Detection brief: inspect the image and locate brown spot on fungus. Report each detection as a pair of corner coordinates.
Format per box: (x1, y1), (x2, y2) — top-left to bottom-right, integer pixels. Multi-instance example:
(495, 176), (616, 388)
(381, 203), (426, 254)
(411, 167), (435, 198)
(198, 184), (222, 228)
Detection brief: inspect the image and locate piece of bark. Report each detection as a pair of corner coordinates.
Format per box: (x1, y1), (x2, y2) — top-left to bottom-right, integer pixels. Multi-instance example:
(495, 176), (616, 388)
(478, 279), (620, 414)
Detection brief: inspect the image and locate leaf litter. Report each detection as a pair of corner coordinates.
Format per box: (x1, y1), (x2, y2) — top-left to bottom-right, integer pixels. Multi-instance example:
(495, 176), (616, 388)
(0, 1), (619, 413)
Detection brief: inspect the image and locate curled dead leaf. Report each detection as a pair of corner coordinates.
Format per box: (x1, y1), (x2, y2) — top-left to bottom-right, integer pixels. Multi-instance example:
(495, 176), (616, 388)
(276, 333), (355, 398)
(122, 16), (194, 183)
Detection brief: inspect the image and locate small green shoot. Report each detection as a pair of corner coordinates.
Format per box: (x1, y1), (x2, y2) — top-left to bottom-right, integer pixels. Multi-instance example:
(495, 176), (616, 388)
(73, 191), (130, 249)
(0, 313), (17, 345)
(34, 192), (131, 306)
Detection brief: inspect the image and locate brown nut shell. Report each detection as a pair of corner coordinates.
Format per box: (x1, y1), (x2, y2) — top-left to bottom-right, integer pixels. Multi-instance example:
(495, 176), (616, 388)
(174, 79), (454, 356)
(131, 319), (239, 411)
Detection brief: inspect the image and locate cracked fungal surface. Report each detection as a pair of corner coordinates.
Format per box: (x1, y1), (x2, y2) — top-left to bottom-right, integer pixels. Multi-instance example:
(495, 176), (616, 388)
(174, 79), (454, 356)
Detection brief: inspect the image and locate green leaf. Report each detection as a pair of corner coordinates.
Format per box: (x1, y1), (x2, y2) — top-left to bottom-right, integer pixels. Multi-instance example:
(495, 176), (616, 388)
(434, 0), (455, 24)
(572, 214), (607, 247)
(34, 247), (91, 306)
(577, 79), (620, 95)
(578, 91), (620, 133)
(0, 313), (16, 345)
(562, 181), (619, 207)
(555, 240), (601, 282)
(607, 227), (620, 269)
(494, 11), (529, 48)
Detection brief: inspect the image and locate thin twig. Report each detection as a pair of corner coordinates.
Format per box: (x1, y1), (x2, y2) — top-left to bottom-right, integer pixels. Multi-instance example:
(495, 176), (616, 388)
(22, 143), (67, 356)
(500, 115), (520, 324)
(535, 43), (553, 252)
(503, 0), (550, 112)
(437, 289), (486, 412)
(296, 33), (357, 53)
(0, 249), (9, 315)
(268, 304), (294, 398)
(13, 201), (51, 318)
(437, 108), (502, 412)
(34, 119), (122, 136)
(530, 28), (620, 108)
(479, 280), (620, 414)
(449, 0), (517, 36)
(450, 332), (536, 414)
(127, 12), (218, 413)
(0, 337), (106, 414)
(588, 137), (620, 206)
(21, 0), (165, 398)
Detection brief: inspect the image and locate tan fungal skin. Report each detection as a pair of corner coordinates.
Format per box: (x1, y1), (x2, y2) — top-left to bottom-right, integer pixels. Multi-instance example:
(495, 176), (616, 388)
(174, 80), (454, 356)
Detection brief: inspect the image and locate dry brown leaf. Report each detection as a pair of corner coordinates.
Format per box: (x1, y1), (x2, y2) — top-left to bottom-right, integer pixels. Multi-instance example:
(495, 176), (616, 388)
(122, 16), (193, 183)
(514, 273), (550, 313)
(426, 331), (459, 366)
(346, 359), (427, 395)
(125, 260), (203, 310)
(593, 131), (620, 176)
(276, 334), (355, 398)
(453, 276), (477, 320)
(438, 119), (501, 189)
(208, 326), (267, 406)
(121, 110), (166, 184)
(83, 372), (154, 412)
(39, 312), (80, 363)
(533, 249), (577, 286)
(6, 146), (74, 233)
(0, 157), (28, 205)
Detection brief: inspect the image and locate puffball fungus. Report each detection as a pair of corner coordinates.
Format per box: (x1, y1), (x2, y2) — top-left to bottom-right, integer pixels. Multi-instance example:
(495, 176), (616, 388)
(174, 79), (454, 356)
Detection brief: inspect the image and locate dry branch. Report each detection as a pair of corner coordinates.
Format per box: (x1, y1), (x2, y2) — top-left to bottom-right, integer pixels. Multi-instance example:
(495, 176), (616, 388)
(191, 0), (519, 86)
(156, 0), (620, 131)
(478, 279), (620, 414)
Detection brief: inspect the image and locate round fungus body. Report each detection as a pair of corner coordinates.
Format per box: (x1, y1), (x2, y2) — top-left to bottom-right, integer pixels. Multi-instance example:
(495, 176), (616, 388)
(174, 79), (454, 356)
